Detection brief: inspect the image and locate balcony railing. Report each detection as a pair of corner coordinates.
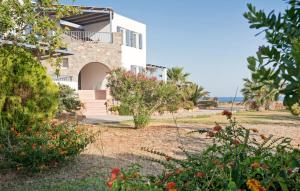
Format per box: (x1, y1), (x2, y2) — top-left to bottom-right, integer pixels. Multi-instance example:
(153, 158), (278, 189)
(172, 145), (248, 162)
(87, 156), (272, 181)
(53, 75), (73, 82)
(64, 31), (112, 43)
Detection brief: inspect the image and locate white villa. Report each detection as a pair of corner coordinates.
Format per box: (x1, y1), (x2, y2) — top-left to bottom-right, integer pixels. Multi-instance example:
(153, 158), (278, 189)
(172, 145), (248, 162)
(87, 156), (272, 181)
(46, 6), (167, 116)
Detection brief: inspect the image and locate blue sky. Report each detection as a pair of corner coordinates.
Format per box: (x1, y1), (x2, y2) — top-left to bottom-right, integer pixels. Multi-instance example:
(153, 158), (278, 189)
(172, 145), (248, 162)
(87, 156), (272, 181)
(62, 0), (287, 96)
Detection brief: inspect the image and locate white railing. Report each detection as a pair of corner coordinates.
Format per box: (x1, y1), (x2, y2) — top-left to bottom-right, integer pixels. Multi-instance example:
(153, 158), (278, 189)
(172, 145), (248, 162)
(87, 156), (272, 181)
(64, 31), (112, 43)
(53, 75), (73, 82)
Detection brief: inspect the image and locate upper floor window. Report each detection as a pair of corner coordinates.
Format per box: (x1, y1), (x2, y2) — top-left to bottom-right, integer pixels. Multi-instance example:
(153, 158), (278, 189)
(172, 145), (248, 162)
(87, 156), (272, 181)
(117, 26), (143, 49)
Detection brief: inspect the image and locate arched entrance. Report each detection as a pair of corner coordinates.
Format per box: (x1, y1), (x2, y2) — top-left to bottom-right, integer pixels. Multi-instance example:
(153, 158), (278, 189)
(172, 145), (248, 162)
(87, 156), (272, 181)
(78, 62), (110, 90)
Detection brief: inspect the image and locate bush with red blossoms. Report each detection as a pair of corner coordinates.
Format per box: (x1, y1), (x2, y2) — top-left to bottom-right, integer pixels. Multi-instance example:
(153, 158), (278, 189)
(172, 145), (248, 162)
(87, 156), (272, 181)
(107, 111), (300, 190)
(107, 68), (180, 128)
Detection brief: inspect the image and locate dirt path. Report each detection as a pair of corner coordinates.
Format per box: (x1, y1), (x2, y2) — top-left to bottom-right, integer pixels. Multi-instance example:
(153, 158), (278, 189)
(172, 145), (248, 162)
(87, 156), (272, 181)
(1, 117), (299, 188)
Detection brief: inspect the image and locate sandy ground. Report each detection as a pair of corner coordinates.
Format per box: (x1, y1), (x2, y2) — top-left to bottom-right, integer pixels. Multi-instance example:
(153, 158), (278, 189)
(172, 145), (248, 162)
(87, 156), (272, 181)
(1, 112), (299, 188)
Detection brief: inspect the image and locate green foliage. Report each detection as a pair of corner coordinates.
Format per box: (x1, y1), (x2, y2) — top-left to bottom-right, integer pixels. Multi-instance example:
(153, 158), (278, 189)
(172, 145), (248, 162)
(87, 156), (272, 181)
(107, 69), (180, 128)
(167, 67), (209, 109)
(241, 73), (279, 110)
(108, 112), (300, 190)
(244, 0), (300, 115)
(0, 46), (59, 126)
(0, 115), (94, 172)
(0, 0), (79, 73)
(57, 84), (81, 115)
(183, 83), (209, 106)
(167, 67), (190, 86)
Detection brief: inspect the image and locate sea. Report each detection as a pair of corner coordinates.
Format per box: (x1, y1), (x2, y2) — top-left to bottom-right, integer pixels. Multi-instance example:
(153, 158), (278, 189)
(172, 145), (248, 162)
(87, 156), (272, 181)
(217, 97), (244, 103)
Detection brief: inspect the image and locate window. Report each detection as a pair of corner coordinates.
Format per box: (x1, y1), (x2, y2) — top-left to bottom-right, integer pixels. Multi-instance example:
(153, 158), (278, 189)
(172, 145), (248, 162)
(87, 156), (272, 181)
(117, 26), (143, 49)
(131, 32), (137, 48)
(62, 58), (69, 68)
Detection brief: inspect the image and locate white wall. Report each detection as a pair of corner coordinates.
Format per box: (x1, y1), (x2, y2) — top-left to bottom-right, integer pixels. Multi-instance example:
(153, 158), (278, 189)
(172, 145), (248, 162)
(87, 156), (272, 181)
(111, 13), (146, 70)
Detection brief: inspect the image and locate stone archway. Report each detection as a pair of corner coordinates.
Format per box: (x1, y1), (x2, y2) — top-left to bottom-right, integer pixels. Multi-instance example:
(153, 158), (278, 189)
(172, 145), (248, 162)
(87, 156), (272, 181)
(78, 62), (110, 90)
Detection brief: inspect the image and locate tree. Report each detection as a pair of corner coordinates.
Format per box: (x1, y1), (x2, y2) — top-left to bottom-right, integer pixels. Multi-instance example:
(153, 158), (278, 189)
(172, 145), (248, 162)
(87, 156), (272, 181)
(0, 0), (79, 73)
(107, 69), (180, 128)
(241, 77), (279, 111)
(184, 83), (209, 106)
(167, 67), (190, 86)
(0, 46), (59, 126)
(244, 0), (300, 115)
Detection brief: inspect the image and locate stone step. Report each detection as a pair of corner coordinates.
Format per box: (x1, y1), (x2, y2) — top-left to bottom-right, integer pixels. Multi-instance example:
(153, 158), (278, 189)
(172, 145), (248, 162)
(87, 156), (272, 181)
(80, 99), (107, 116)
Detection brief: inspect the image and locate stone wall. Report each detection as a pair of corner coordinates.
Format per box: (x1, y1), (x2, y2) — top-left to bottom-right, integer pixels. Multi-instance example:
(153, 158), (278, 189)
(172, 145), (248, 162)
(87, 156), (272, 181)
(43, 32), (122, 83)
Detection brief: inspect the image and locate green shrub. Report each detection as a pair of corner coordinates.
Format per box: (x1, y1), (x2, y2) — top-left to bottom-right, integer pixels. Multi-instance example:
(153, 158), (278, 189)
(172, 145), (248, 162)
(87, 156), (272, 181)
(107, 111), (300, 190)
(0, 47), (59, 126)
(0, 116), (94, 172)
(118, 103), (131, 116)
(57, 84), (81, 116)
(107, 69), (180, 128)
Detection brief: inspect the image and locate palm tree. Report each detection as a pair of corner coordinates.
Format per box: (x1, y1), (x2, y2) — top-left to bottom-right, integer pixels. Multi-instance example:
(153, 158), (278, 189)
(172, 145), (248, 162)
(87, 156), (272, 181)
(185, 84), (209, 105)
(167, 67), (190, 85)
(241, 78), (279, 110)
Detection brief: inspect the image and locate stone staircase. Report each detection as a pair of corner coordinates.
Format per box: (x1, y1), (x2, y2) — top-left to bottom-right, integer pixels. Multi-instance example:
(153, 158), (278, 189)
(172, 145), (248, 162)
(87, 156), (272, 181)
(77, 90), (107, 116)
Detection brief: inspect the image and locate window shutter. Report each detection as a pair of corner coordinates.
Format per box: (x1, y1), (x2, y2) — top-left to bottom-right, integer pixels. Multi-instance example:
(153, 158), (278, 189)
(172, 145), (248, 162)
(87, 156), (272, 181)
(139, 34), (143, 49)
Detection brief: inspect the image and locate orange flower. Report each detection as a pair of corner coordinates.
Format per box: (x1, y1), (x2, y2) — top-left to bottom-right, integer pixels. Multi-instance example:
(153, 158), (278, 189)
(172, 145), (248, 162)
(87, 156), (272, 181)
(76, 129), (81, 134)
(222, 110), (232, 119)
(213, 124), (222, 132)
(232, 139), (240, 145)
(251, 162), (260, 169)
(195, 172), (205, 178)
(31, 143), (36, 150)
(107, 179), (114, 189)
(250, 128), (259, 133)
(260, 134), (267, 140)
(246, 179), (266, 191)
(175, 168), (184, 174)
(166, 182), (176, 189)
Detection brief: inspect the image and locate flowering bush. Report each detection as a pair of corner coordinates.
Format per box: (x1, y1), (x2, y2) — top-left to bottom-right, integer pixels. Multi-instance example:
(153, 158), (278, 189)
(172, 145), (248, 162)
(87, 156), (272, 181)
(107, 69), (180, 128)
(0, 117), (94, 172)
(107, 110), (300, 190)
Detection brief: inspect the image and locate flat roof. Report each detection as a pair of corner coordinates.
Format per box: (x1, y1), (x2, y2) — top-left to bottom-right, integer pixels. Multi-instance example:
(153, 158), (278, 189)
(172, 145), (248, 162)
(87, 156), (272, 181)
(51, 6), (113, 26)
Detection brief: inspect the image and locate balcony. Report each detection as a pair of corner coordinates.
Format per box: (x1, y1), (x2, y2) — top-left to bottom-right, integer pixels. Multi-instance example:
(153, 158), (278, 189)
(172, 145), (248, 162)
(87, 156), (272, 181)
(64, 31), (113, 43)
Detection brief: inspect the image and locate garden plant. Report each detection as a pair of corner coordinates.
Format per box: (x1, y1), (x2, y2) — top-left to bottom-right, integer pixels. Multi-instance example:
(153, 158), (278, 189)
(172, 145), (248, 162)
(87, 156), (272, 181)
(244, 0), (300, 115)
(107, 111), (300, 190)
(107, 69), (180, 128)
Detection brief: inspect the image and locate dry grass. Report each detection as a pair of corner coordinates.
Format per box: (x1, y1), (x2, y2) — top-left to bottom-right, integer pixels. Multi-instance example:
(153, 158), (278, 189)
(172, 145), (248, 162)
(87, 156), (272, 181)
(1, 110), (299, 190)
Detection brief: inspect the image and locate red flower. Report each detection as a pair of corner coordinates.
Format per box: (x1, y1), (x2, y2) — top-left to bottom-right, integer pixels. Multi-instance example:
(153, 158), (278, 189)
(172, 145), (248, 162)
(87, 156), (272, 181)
(213, 125), (222, 132)
(222, 110), (232, 119)
(111, 167), (120, 175)
(166, 182), (176, 189)
(196, 172), (205, 178)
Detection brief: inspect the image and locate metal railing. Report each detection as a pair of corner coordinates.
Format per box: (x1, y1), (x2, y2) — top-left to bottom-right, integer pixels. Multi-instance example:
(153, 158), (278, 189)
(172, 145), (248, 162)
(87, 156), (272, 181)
(64, 31), (112, 43)
(53, 75), (73, 82)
